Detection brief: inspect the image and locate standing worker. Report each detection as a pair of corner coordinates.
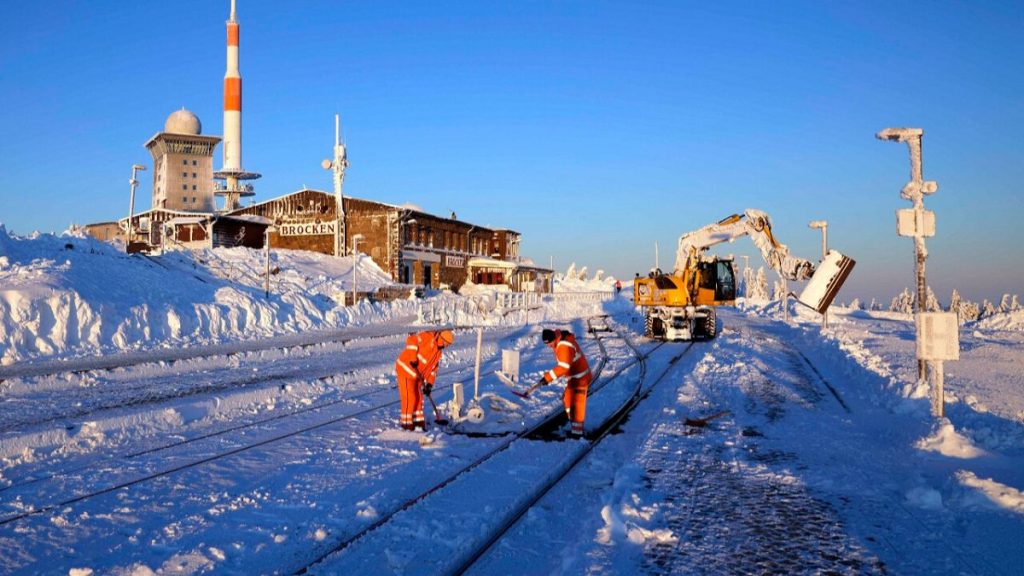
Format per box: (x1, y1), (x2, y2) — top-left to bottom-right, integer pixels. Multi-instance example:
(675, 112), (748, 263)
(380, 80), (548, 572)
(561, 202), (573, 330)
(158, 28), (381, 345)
(537, 328), (592, 437)
(614, 279), (622, 295)
(395, 330), (454, 430)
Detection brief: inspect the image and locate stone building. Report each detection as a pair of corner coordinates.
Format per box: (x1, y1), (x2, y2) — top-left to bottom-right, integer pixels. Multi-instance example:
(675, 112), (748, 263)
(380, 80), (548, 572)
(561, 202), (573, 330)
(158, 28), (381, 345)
(229, 188), (552, 292)
(146, 109), (221, 212)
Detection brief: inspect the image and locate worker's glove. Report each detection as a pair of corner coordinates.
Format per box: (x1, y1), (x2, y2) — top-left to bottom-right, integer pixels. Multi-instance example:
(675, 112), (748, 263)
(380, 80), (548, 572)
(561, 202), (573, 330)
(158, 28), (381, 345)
(422, 383), (433, 396)
(536, 377), (548, 387)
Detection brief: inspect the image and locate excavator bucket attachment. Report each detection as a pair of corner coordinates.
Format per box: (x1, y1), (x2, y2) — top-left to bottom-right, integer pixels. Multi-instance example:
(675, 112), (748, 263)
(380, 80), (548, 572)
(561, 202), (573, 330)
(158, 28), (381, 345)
(798, 250), (855, 314)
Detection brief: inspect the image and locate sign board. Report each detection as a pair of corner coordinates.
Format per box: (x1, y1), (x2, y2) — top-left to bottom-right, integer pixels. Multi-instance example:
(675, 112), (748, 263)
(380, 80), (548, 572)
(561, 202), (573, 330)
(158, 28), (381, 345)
(446, 254), (466, 268)
(916, 312), (959, 361)
(278, 221), (336, 237)
(501, 349), (520, 382)
(797, 250), (856, 314)
(897, 209), (935, 238)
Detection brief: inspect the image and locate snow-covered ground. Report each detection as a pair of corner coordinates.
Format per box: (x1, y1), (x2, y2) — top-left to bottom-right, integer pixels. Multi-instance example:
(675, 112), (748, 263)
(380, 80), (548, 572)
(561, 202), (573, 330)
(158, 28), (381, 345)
(1, 228), (1022, 575)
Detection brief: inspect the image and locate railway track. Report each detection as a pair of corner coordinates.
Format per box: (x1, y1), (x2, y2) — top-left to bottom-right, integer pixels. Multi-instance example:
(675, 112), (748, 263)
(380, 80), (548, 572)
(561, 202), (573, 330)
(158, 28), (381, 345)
(0, 326), (544, 526)
(297, 317), (696, 575)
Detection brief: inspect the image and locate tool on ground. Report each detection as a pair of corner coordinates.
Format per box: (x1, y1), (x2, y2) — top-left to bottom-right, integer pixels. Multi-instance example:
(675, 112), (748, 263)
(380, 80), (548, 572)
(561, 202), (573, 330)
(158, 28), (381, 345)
(425, 389), (449, 426)
(683, 410), (730, 427)
(511, 379), (546, 399)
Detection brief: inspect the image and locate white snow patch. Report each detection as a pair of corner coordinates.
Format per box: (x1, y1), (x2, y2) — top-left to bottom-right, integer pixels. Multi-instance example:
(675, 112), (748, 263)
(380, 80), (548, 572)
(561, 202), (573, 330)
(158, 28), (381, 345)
(956, 470), (1024, 515)
(915, 421), (988, 459)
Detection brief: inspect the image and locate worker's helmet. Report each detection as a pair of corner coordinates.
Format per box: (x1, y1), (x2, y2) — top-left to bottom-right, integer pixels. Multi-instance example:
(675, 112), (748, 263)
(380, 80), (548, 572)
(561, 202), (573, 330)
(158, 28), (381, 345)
(541, 328), (557, 344)
(437, 329), (454, 348)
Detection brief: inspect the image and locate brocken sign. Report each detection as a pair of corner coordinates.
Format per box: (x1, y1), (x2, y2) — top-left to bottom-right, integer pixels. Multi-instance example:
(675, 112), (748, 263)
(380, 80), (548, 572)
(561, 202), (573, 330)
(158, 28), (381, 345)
(445, 255), (465, 268)
(278, 222), (336, 237)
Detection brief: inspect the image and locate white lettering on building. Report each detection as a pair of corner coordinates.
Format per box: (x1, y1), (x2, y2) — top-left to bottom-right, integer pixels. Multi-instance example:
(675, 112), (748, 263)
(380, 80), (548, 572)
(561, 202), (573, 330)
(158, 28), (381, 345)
(446, 255), (465, 268)
(278, 221), (337, 237)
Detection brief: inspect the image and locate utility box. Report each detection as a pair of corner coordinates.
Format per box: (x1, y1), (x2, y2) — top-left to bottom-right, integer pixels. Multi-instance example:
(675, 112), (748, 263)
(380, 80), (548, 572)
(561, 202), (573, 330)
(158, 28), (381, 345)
(917, 312), (959, 361)
(501, 349), (520, 382)
(897, 209), (935, 238)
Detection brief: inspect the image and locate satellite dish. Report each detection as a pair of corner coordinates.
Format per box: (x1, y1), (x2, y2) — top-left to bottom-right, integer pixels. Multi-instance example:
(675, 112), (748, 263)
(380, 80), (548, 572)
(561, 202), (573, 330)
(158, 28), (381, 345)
(321, 159), (332, 170)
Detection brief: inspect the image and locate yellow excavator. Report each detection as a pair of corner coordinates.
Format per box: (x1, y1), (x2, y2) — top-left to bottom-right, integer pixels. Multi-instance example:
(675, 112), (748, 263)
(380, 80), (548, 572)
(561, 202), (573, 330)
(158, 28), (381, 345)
(634, 209), (854, 340)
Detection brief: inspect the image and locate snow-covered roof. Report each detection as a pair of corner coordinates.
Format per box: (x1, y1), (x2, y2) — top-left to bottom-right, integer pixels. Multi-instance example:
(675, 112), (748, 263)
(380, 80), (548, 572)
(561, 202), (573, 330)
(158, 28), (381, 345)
(468, 256), (518, 270)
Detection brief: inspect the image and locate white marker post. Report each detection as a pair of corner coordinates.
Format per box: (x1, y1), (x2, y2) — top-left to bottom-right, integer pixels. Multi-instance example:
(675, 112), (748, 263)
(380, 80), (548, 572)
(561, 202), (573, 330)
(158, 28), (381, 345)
(473, 327), (483, 400)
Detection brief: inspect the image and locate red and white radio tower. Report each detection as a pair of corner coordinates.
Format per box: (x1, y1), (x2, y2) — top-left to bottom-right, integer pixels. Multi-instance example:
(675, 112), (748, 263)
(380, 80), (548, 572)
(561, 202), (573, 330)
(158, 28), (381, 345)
(214, 0), (260, 211)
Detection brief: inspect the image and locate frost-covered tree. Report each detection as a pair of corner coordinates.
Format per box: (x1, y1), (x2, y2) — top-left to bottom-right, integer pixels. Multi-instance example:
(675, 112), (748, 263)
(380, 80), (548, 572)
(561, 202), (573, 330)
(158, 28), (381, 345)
(981, 299), (998, 318)
(594, 269), (605, 282)
(564, 263), (577, 281)
(890, 288), (914, 314)
(949, 289), (962, 314)
(848, 298), (862, 310)
(999, 294), (1012, 312)
(925, 286), (940, 312)
(577, 266), (589, 281)
(869, 298), (882, 311)
(743, 266), (756, 299)
(772, 279), (785, 301)
(1012, 295), (1021, 311)
(959, 301), (981, 323)
(746, 267), (770, 302)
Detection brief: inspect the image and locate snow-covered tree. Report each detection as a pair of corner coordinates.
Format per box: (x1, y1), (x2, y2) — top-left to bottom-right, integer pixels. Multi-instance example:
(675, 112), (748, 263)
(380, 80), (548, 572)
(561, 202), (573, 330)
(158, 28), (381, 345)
(999, 294), (1012, 312)
(949, 289), (962, 314)
(594, 269), (605, 282)
(577, 266), (588, 281)
(746, 267), (770, 302)
(564, 263), (577, 281)
(848, 298), (862, 310)
(743, 266), (756, 299)
(925, 286), (940, 312)
(1012, 295), (1021, 311)
(981, 299), (998, 318)
(890, 288), (914, 314)
(869, 298), (882, 311)
(772, 279), (786, 301)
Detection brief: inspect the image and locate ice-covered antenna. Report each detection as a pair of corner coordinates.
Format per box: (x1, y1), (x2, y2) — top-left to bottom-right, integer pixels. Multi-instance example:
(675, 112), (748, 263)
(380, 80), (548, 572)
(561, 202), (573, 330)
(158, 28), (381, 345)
(876, 127), (923, 143)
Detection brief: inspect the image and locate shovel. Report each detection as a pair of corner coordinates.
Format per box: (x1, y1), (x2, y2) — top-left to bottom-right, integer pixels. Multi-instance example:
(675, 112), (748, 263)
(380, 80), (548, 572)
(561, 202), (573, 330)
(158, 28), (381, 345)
(684, 410), (729, 427)
(511, 381), (545, 399)
(425, 390), (449, 426)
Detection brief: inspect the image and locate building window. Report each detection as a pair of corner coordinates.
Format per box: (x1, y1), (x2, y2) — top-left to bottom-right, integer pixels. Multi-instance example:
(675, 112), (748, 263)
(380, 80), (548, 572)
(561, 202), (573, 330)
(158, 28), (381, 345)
(182, 172), (188, 177)
(192, 160), (197, 166)
(192, 173), (197, 178)
(192, 197), (197, 203)
(182, 160), (187, 165)
(192, 185), (197, 191)
(182, 184), (188, 190)
(183, 196), (188, 203)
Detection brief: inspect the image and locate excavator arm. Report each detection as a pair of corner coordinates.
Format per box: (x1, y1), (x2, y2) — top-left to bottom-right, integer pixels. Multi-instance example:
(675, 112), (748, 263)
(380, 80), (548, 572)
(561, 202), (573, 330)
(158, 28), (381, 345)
(674, 209), (814, 281)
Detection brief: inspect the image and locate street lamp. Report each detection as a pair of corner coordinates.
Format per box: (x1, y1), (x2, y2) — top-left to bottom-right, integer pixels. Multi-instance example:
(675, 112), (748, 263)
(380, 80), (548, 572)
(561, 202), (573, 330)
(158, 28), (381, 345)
(351, 233), (365, 306)
(127, 164), (146, 250)
(809, 220), (828, 329)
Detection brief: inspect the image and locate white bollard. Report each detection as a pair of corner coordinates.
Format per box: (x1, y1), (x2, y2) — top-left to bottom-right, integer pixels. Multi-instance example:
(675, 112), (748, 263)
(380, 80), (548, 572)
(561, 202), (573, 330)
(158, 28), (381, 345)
(450, 383), (464, 420)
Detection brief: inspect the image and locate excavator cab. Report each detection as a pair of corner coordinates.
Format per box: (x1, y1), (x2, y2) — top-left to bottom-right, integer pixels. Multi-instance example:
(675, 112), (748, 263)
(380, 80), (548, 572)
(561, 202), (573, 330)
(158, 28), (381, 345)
(694, 258), (736, 305)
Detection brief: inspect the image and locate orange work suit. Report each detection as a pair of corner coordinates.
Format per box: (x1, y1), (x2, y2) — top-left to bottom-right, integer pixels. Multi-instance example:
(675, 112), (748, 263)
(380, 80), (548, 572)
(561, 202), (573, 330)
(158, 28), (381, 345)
(542, 331), (592, 435)
(395, 331), (445, 430)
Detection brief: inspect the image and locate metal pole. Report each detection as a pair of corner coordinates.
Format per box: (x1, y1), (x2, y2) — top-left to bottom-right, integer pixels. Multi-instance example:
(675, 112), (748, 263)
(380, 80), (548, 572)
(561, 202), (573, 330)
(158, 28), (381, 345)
(127, 164), (146, 249)
(809, 220), (828, 329)
(264, 227), (271, 298)
(474, 327), (483, 400)
(351, 238), (359, 306)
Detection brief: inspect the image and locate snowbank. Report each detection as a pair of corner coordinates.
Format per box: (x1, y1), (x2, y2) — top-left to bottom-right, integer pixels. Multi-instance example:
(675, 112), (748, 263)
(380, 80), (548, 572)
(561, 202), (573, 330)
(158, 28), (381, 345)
(0, 225), (400, 365)
(975, 309), (1024, 331)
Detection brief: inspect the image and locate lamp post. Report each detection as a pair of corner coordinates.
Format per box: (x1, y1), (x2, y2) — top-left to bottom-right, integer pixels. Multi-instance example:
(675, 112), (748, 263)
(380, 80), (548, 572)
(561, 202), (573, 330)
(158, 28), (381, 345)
(127, 164), (146, 250)
(351, 233), (364, 306)
(322, 114), (348, 258)
(809, 220), (828, 329)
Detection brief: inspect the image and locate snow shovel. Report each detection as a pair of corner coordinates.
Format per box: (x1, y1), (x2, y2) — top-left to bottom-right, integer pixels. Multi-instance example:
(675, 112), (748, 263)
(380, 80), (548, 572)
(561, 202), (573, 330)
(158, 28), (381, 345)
(511, 380), (545, 399)
(684, 410), (729, 427)
(425, 390), (449, 426)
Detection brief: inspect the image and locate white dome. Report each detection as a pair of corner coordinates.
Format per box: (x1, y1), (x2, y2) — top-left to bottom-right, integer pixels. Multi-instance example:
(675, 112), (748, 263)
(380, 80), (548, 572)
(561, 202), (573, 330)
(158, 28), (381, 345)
(164, 109), (202, 135)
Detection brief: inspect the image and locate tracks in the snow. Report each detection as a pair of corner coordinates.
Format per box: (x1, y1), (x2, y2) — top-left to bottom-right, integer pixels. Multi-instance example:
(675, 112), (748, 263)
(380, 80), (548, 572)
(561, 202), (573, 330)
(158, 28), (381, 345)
(0, 328), (526, 527)
(296, 317), (697, 575)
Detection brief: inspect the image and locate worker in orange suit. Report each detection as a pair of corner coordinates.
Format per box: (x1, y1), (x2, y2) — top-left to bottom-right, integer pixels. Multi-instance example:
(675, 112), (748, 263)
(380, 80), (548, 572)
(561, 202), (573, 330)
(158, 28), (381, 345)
(395, 329), (454, 430)
(537, 328), (593, 437)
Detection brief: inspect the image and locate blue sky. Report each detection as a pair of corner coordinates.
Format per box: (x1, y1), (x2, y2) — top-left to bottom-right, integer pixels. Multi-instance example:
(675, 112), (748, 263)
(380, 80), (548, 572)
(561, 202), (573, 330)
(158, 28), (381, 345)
(2, 1), (1021, 303)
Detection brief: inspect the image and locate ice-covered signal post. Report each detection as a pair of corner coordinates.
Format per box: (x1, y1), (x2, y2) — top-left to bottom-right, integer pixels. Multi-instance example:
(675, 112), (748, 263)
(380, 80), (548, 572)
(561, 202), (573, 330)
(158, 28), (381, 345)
(322, 114), (348, 257)
(876, 127), (959, 418)
(126, 164), (146, 250)
(808, 220), (829, 329)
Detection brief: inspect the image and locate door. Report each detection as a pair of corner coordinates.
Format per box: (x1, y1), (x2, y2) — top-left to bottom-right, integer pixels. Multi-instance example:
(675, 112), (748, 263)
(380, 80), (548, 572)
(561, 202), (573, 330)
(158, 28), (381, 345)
(423, 264), (433, 288)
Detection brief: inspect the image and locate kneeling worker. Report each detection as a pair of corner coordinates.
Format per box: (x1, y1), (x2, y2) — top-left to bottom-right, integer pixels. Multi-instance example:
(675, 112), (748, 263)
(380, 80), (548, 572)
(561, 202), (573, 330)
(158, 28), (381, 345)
(395, 329), (454, 430)
(538, 328), (593, 437)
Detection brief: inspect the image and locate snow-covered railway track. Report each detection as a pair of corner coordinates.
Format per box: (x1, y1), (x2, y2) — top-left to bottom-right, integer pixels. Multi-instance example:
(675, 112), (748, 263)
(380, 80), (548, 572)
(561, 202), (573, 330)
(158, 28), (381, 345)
(298, 322), (693, 575)
(0, 335), (530, 528)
